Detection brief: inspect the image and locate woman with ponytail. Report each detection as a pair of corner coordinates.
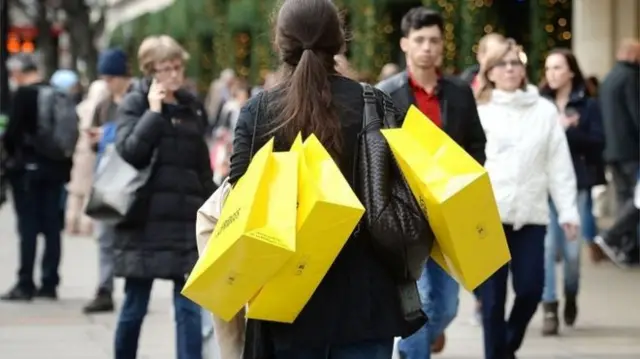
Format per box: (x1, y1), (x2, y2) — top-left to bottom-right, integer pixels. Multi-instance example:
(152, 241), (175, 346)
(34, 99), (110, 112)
(228, 0), (418, 358)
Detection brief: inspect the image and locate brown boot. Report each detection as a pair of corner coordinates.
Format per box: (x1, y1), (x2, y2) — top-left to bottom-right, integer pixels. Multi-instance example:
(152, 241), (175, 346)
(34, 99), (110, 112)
(431, 333), (446, 353)
(542, 301), (559, 336)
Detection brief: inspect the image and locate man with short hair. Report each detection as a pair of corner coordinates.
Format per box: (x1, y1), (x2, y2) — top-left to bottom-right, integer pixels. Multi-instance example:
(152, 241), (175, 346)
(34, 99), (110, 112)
(377, 7), (486, 359)
(1, 53), (72, 301)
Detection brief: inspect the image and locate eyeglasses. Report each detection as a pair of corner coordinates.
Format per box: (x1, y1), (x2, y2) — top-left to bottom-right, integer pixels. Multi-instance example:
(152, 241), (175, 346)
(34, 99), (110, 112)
(494, 60), (523, 69)
(154, 63), (184, 75)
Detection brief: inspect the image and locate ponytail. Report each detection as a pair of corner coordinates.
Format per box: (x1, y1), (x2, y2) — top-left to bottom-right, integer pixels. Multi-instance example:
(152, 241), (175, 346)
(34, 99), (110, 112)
(272, 49), (342, 160)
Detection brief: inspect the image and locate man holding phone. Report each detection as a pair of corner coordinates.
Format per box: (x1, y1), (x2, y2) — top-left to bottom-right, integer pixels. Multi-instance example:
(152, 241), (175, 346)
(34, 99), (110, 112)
(83, 48), (135, 314)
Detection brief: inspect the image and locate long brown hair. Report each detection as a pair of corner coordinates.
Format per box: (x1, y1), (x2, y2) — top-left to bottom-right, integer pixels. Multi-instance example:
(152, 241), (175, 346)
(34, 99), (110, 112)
(474, 38), (527, 104)
(539, 48), (589, 97)
(271, 0), (345, 159)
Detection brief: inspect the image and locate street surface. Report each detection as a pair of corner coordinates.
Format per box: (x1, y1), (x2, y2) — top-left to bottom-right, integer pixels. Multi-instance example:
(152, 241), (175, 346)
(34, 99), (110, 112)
(1, 204), (639, 359)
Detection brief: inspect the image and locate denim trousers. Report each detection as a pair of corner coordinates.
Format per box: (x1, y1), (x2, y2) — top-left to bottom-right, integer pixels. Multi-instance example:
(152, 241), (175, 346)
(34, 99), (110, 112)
(479, 225), (546, 359)
(9, 171), (64, 292)
(398, 260), (460, 359)
(543, 190), (592, 302)
(114, 278), (203, 359)
(96, 221), (115, 293)
(274, 338), (394, 359)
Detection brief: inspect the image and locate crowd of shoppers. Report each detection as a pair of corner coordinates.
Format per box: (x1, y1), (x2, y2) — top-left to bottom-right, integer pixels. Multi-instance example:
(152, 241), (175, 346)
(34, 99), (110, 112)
(1, 1), (638, 359)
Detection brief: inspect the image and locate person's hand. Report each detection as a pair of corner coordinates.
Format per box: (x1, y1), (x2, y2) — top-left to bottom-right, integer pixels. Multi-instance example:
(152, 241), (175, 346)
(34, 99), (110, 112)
(148, 79), (166, 113)
(562, 223), (579, 240)
(559, 114), (579, 129)
(86, 127), (103, 145)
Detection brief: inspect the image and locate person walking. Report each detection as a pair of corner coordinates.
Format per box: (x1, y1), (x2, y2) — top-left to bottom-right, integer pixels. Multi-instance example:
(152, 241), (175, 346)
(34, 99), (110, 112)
(112, 36), (213, 359)
(539, 48), (605, 335)
(1, 53), (76, 301)
(596, 39), (640, 266)
(229, 0), (428, 357)
(377, 7), (486, 358)
(474, 38), (580, 359)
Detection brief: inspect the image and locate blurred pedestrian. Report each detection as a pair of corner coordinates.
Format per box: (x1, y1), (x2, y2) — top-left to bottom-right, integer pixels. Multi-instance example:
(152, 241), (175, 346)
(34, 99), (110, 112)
(539, 47), (605, 335)
(1, 53), (77, 301)
(460, 33), (505, 90)
(65, 79), (107, 237)
(82, 48), (136, 314)
(378, 63), (400, 82)
(596, 38), (640, 266)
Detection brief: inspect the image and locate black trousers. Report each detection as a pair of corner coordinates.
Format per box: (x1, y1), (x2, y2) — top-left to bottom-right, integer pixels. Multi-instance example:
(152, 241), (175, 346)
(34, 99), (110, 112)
(607, 161), (640, 255)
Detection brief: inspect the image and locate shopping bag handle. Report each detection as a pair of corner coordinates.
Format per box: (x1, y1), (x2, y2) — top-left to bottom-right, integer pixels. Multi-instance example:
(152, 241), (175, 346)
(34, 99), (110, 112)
(248, 91), (266, 162)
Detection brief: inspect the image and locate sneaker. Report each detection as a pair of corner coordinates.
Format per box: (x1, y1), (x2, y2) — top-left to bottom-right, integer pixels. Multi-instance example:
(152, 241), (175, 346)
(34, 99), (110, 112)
(0, 286), (33, 302)
(83, 291), (114, 314)
(541, 301), (559, 336)
(595, 236), (630, 269)
(34, 287), (58, 300)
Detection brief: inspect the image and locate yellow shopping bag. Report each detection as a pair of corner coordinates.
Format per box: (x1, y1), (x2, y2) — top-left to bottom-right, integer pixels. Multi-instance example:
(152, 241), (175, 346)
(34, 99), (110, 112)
(182, 139), (298, 321)
(247, 134), (365, 323)
(381, 105), (510, 291)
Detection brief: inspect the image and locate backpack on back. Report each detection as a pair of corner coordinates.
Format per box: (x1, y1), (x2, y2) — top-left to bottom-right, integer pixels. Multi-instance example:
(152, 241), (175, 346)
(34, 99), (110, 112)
(35, 86), (79, 161)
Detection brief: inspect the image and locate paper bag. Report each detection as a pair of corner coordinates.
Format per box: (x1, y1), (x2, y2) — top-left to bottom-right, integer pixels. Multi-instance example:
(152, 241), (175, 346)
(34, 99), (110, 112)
(381, 105), (510, 291)
(247, 134), (365, 322)
(182, 139), (297, 321)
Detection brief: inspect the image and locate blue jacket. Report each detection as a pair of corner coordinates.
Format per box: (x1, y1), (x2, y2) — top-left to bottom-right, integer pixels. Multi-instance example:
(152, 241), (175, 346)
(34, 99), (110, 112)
(544, 88), (606, 189)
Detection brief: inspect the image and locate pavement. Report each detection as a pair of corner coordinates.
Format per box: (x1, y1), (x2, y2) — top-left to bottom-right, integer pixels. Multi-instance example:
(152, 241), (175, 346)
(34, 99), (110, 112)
(0, 204), (639, 359)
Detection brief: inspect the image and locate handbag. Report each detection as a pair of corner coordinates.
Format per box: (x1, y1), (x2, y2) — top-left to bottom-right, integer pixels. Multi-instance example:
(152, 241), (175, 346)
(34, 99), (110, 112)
(356, 84), (434, 324)
(84, 144), (156, 223)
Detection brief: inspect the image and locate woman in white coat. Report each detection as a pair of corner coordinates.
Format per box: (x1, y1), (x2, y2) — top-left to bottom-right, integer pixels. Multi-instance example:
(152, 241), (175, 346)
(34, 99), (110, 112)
(474, 38), (580, 359)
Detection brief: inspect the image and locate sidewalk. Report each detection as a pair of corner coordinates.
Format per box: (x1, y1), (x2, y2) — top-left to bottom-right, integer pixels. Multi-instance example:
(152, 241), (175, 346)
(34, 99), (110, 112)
(1, 205), (639, 359)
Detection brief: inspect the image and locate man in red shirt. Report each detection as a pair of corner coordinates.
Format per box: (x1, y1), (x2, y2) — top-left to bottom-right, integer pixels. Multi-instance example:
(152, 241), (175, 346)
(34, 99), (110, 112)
(377, 7), (486, 359)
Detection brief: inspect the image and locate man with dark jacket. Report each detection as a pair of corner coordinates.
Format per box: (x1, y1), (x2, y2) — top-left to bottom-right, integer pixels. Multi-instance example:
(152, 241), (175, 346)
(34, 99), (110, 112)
(377, 7), (486, 359)
(1, 53), (70, 301)
(596, 39), (640, 266)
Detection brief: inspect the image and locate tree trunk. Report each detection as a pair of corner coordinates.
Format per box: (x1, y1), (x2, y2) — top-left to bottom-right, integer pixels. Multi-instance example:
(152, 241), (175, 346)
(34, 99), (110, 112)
(36, 0), (57, 78)
(63, 0), (100, 81)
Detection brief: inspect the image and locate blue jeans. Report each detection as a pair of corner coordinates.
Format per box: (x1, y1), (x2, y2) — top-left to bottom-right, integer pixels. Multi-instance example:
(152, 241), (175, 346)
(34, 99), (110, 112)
(274, 339), (394, 359)
(479, 225), (545, 359)
(543, 190), (592, 302)
(579, 190), (597, 243)
(115, 278), (203, 359)
(398, 260), (460, 359)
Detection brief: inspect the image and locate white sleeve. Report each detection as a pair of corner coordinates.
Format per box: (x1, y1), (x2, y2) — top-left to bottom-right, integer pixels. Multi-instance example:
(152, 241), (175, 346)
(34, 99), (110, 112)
(546, 111), (580, 226)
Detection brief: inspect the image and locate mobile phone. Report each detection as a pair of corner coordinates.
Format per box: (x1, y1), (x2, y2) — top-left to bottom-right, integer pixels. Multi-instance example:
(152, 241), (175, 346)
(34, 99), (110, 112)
(564, 107), (578, 117)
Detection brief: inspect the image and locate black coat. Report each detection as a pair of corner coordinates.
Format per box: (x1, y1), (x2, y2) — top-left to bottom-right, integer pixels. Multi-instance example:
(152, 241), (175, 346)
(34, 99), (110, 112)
(376, 71), (487, 165)
(541, 88), (606, 189)
(228, 76), (423, 356)
(600, 61), (640, 162)
(113, 78), (215, 279)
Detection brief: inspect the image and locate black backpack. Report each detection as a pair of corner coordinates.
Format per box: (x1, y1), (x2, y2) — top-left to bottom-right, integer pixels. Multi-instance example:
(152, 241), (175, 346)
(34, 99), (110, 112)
(34, 86), (80, 161)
